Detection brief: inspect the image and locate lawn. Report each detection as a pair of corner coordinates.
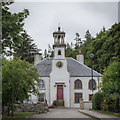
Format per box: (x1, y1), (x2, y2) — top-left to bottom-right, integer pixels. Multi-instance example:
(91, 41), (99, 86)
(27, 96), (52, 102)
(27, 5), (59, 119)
(2, 112), (34, 119)
(91, 110), (120, 117)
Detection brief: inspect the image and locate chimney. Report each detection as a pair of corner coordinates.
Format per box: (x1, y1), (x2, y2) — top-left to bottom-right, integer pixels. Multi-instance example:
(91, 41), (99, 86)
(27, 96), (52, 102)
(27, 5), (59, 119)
(76, 50), (84, 64)
(34, 52), (42, 65)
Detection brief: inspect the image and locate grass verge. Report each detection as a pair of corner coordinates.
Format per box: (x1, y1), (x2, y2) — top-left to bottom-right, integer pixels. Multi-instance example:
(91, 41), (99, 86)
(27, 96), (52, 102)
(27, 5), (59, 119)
(91, 110), (120, 117)
(2, 112), (34, 119)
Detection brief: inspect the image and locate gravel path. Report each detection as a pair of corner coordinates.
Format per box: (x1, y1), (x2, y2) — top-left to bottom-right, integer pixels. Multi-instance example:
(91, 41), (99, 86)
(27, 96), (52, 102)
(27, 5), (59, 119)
(30, 108), (92, 118)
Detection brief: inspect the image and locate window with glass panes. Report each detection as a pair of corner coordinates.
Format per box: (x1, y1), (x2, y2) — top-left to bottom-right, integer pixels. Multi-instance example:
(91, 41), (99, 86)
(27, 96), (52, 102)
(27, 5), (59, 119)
(38, 80), (45, 89)
(75, 93), (82, 103)
(74, 79), (82, 89)
(38, 93), (45, 102)
(89, 94), (93, 101)
(89, 79), (96, 89)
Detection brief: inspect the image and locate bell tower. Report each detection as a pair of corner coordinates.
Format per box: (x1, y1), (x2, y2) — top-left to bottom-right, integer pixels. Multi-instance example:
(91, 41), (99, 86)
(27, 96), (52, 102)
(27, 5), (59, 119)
(50, 26), (70, 108)
(53, 27), (66, 59)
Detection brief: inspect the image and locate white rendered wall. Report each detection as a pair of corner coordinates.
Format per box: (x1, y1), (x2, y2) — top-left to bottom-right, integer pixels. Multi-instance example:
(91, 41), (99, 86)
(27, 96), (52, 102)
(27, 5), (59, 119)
(30, 77), (50, 105)
(54, 47), (65, 59)
(70, 77), (101, 108)
(50, 58), (70, 108)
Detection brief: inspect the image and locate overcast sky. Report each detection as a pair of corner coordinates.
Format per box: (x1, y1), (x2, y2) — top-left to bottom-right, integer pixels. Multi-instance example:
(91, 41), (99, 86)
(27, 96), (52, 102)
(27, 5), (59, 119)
(9, 2), (118, 53)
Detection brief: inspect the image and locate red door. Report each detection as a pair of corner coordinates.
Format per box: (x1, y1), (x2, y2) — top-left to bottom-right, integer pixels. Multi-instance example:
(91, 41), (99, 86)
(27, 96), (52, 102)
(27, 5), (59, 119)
(57, 85), (63, 100)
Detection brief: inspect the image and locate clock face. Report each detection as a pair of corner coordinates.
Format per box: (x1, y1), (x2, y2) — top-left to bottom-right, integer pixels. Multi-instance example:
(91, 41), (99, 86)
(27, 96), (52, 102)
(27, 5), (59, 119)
(56, 61), (63, 68)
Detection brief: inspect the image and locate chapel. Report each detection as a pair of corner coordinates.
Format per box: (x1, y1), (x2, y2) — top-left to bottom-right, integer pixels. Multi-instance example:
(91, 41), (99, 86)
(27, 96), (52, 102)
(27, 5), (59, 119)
(30, 27), (102, 109)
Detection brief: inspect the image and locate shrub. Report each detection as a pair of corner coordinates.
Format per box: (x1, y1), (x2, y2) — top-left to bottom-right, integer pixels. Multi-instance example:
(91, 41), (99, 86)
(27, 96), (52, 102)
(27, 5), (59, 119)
(92, 92), (103, 110)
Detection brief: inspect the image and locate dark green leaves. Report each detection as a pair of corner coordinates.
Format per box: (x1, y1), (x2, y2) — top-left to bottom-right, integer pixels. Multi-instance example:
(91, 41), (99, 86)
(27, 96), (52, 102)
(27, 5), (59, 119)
(2, 2), (29, 56)
(2, 58), (40, 114)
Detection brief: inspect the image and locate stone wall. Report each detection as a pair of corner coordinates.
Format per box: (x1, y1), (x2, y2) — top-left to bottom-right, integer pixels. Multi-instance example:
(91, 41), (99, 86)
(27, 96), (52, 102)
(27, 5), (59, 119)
(15, 103), (48, 112)
(83, 101), (92, 110)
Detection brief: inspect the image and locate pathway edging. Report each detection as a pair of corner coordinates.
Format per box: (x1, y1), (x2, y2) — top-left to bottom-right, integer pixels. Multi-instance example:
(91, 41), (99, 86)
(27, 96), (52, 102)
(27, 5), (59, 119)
(78, 110), (119, 120)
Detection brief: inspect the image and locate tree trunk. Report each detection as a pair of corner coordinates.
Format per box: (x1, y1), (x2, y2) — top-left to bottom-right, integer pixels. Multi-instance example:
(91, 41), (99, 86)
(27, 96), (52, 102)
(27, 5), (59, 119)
(7, 104), (10, 116)
(11, 104), (14, 117)
(11, 87), (14, 117)
(116, 97), (119, 113)
(2, 105), (4, 115)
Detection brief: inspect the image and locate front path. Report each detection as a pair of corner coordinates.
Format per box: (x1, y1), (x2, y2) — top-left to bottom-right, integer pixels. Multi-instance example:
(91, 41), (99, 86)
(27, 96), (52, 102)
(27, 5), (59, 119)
(30, 108), (91, 118)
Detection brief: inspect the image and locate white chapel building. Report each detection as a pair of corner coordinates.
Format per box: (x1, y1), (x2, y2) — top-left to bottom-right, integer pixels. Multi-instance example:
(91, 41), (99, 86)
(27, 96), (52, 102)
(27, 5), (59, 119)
(30, 27), (102, 109)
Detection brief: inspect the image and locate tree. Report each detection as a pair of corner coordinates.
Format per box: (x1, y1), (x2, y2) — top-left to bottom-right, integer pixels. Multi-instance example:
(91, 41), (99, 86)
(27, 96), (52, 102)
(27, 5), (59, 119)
(2, 2), (29, 56)
(92, 92), (103, 110)
(80, 30), (93, 66)
(80, 23), (120, 74)
(44, 49), (48, 58)
(14, 31), (38, 63)
(65, 43), (75, 59)
(2, 58), (40, 116)
(48, 44), (52, 58)
(74, 33), (82, 50)
(102, 62), (120, 113)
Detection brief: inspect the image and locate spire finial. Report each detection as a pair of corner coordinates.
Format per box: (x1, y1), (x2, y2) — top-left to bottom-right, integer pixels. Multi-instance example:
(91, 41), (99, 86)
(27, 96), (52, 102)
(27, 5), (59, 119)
(58, 22), (61, 31)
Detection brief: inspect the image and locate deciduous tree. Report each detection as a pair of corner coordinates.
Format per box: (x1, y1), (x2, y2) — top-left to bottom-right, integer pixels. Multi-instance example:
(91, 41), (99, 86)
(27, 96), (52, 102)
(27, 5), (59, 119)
(102, 62), (120, 113)
(2, 58), (40, 116)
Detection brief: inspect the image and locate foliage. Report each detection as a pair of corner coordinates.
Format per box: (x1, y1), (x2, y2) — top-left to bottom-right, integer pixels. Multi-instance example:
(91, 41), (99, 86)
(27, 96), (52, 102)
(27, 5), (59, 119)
(14, 31), (38, 63)
(102, 62), (120, 113)
(81, 23), (120, 73)
(92, 92), (103, 110)
(2, 58), (40, 116)
(44, 49), (48, 58)
(65, 43), (75, 59)
(48, 44), (52, 57)
(81, 30), (93, 67)
(74, 33), (82, 50)
(2, 2), (29, 56)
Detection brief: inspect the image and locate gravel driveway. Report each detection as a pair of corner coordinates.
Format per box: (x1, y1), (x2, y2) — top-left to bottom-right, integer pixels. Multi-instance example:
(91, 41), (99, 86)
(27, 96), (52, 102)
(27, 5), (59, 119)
(30, 108), (92, 118)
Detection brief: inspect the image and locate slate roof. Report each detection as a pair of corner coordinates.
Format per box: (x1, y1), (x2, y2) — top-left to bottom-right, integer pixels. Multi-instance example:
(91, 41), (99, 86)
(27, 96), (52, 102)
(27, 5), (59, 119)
(35, 58), (52, 77)
(35, 57), (102, 77)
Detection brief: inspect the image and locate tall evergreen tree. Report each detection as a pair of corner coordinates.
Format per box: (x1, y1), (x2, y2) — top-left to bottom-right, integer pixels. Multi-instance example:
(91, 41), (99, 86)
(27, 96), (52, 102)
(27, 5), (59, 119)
(80, 30), (93, 66)
(74, 33), (82, 50)
(44, 49), (48, 58)
(14, 31), (38, 63)
(2, 2), (29, 56)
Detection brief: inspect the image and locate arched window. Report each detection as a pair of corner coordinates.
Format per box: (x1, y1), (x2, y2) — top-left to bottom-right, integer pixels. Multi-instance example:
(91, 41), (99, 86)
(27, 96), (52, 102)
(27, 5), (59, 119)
(74, 79), (82, 89)
(58, 50), (61, 55)
(89, 79), (96, 89)
(38, 80), (45, 89)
